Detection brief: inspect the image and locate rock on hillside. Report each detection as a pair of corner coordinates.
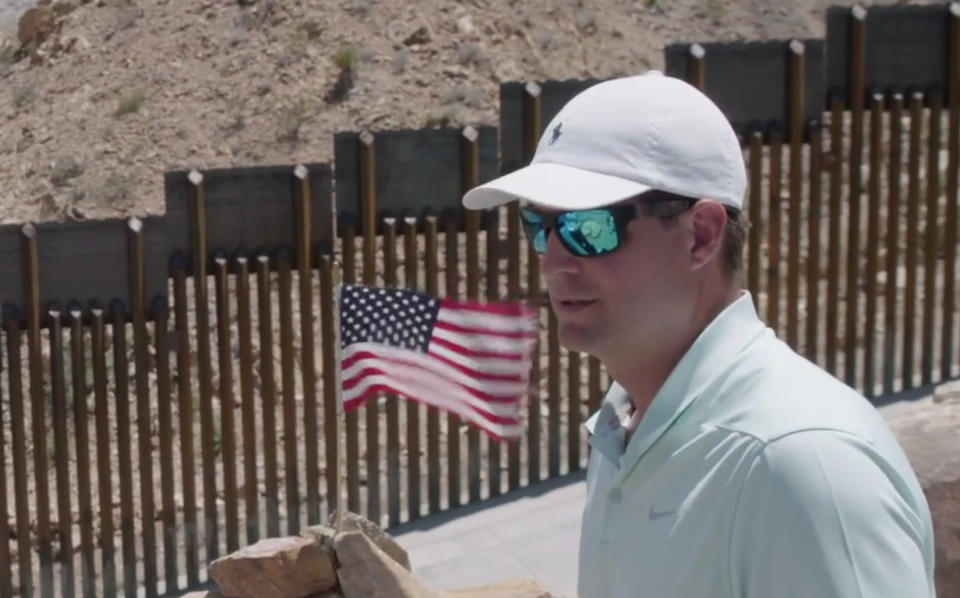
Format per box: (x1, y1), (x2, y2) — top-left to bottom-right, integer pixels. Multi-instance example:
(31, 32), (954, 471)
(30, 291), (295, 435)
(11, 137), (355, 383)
(0, 0), (919, 223)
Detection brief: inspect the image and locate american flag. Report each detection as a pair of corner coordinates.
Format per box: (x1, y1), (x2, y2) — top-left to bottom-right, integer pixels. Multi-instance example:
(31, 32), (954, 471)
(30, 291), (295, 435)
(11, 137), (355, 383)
(339, 284), (537, 439)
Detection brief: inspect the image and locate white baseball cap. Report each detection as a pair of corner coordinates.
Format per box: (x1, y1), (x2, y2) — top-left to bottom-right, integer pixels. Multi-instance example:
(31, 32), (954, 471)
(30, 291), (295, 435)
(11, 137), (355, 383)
(462, 71), (746, 211)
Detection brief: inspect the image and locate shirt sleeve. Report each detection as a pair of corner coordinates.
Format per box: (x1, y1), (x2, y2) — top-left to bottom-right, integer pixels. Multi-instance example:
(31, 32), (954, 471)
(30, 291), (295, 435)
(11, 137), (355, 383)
(728, 430), (933, 598)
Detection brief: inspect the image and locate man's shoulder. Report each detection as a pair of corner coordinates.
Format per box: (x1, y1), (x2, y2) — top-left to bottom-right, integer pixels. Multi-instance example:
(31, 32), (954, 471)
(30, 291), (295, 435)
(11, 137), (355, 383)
(729, 426), (934, 598)
(705, 335), (882, 443)
(700, 336), (927, 506)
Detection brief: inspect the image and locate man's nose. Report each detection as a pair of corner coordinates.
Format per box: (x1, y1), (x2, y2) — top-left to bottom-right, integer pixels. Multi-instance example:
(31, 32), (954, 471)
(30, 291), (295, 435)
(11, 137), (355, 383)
(540, 229), (581, 277)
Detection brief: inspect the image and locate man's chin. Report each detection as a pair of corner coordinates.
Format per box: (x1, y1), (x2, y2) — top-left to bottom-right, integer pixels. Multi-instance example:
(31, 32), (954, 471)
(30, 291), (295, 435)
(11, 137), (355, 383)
(556, 324), (599, 355)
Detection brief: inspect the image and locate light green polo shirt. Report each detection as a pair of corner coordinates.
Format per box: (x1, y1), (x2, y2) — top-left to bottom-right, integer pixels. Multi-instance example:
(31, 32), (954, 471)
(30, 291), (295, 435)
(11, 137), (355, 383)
(579, 293), (935, 598)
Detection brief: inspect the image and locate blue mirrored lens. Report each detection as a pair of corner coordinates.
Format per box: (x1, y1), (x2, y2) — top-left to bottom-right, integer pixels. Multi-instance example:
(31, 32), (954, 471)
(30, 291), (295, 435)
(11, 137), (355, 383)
(557, 210), (620, 256)
(521, 208), (623, 256)
(533, 229), (548, 253)
(521, 209), (549, 253)
(520, 209), (542, 226)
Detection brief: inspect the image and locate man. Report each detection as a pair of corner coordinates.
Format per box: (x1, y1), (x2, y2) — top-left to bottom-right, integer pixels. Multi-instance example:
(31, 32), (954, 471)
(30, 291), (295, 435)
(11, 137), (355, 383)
(462, 72), (935, 597)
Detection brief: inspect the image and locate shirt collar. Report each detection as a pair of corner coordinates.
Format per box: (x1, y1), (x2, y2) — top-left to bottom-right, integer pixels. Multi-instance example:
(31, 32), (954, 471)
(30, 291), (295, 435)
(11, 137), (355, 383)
(586, 292), (768, 471)
(583, 381), (633, 467)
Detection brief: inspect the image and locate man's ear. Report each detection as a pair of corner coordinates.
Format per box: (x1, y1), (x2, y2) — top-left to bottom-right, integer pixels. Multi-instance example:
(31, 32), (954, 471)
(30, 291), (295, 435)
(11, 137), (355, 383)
(687, 201), (727, 270)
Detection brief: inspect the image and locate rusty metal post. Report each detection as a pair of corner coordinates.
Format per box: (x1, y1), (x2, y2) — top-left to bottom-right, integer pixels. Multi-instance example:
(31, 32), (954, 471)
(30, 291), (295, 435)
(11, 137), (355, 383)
(22, 224), (53, 598)
(69, 307), (96, 598)
(318, 254), (340, 517)
(187, 170), (219, 563)
(462, 126), (483, 503)
(884, 93), (905, 394)
(864, 94), (884, 398)
(903, 92), (925, 390)
(484, 209), (503, 497)
(48, 307), (75, 598)
(922, 91), (943, 385)
(786, 40), (805, 349)
(110, 301), (136, 598)
(443, 212), (462, 507)
(766, 128), (783, 333)
(128, 217), (157, 596)
(234, 254), (258, 545)
(547, 309), (560, 479)
(806, 120), (823, 364)
(747, 131), (764, 306)
(359, 135), (381, 523)
(844, 5), (867, 390)
(942, 3), (960, 377)
(341, 223), (360, 514)
(522, 82), (544, 486)
(425, 215), (442, 512)
(826, 96), (844, 376)
(255, 255), (280, 537)
(380, 218), (401, 525)
(687, 44), (706, 91)
(276, 247), (299, 533)
(293, 165), (321, 525)
(404, 216), (423, 519)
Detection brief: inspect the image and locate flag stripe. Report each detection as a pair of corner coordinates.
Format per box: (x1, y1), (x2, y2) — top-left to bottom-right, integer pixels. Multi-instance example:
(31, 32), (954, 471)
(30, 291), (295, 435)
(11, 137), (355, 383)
(433, 318), (536, 340)
(344, 347), (524, 387)
(431, 326), (533, 354)
(428, 335), (529, 361)
(437, 305), (536, 334)
(342, 376), (521, 425)
(344, 380), (523, 439)
(439, 297), (534, 317)
(427, 341), (531, 376)
(425, 349), (524, 383)
(342, 356), (523, 418)
(342, 343), (526, 403)
(342, 361), (523, 408)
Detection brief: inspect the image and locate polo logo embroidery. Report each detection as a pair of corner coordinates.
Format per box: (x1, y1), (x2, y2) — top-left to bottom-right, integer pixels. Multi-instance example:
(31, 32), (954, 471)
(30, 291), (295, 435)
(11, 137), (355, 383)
(550, 122), (563, 145)
(648, 505), (677, 521)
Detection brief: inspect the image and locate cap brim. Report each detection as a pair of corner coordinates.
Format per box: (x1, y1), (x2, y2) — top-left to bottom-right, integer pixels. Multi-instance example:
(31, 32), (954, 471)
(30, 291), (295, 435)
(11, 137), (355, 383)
(462, 162), (652, 211)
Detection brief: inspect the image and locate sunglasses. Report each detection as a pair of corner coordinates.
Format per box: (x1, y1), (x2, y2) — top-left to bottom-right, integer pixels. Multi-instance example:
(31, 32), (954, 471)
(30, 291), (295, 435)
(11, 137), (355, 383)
(520, 203), (638, 257)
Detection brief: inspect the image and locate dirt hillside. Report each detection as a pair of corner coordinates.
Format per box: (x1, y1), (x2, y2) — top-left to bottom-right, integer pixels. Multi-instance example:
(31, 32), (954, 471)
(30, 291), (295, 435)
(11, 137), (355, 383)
(0, 0), (920, 224)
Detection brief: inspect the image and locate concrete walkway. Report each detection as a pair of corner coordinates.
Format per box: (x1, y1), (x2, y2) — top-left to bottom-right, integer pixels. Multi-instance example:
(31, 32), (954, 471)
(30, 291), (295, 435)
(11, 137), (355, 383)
(392, 472), (586, 598)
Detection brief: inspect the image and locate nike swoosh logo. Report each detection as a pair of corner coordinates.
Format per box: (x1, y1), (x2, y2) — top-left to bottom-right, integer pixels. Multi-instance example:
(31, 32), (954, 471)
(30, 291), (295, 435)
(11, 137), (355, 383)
(648, 505), (677, 521)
